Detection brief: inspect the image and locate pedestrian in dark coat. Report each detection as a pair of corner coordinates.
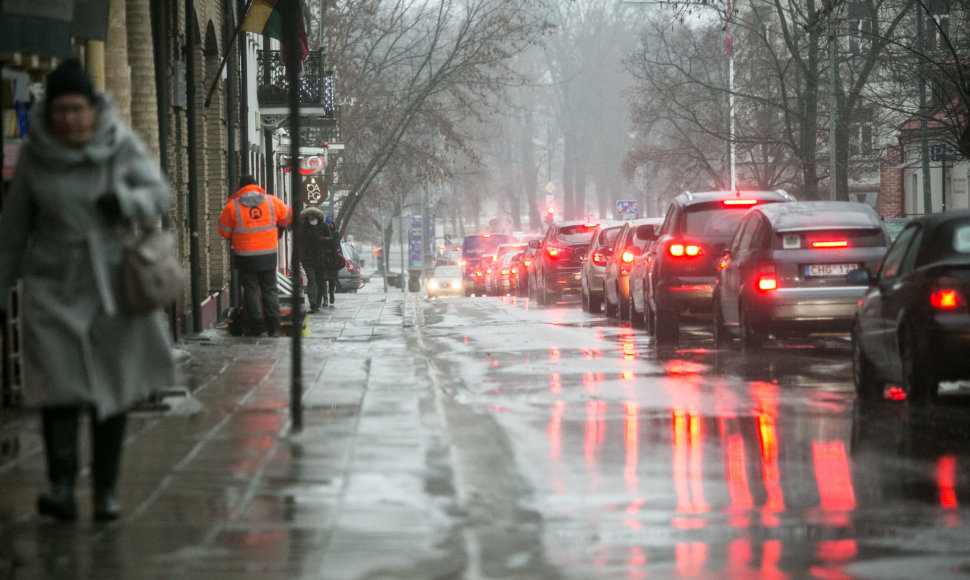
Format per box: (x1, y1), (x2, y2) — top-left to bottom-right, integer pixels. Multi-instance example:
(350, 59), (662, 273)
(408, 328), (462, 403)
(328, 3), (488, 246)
(0, 59), (176, 521)
(297, 206), (332, 312)
(320, 215), (345, 304)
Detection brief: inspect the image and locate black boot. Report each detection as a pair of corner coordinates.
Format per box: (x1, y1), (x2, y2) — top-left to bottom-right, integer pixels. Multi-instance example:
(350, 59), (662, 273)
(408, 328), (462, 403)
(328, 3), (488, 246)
(93, 488), (121, 520)
(39, 407), (79, 521)
(92, 412), (126, 520)
(37, 483), (77, 521)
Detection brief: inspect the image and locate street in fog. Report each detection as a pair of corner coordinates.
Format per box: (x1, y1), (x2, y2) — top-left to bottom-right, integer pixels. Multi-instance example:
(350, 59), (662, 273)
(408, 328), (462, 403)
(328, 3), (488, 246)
(415, 292), (970, 579)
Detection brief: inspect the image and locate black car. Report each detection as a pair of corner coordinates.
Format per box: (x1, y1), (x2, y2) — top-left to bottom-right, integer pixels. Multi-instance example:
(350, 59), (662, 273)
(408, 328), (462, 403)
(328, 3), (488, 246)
(530, 221), (600, 305)
(713, 201), (889, 348)
(646, 190), (797, 346)
(851, 210), (970, 405)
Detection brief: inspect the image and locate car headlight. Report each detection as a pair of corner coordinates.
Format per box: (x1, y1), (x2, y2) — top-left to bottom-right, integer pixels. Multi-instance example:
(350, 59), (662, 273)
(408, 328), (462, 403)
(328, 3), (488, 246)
(427, 280), (440, 291)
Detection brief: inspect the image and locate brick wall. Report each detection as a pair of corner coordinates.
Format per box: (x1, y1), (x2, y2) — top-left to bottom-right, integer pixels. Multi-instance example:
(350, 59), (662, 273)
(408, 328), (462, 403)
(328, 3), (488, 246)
(877, 145), (905, 218)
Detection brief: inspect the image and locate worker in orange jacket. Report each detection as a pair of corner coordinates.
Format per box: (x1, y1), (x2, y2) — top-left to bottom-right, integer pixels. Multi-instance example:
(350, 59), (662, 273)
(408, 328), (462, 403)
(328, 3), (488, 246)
(218, 175), (293, 336)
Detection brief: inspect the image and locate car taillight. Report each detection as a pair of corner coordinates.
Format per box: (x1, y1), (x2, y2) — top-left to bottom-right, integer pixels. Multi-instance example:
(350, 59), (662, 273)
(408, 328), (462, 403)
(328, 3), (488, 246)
(669, 243), (703, 257)
(756, 261), (777, 291)
(346, 260), (355, 273)
(592, 252), (608, 266)
(621, 250), (636, 263)
(718, 255), (729, 270)
(523, 259), (532, 267)
(811, 240), (848, 248)
(460, 259), (467, 267)
(500, 269), (509, 276)
(547, 246), (561, 258)
(722, 199), (758, 206)
(930, 278), (968, 311)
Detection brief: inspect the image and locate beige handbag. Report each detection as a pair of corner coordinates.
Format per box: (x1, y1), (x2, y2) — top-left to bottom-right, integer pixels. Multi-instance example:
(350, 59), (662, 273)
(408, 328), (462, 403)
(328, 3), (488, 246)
(120, 223), (184, 315)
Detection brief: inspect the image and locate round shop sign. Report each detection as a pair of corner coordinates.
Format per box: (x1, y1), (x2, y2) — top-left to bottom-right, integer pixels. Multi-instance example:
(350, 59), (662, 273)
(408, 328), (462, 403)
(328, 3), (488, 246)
(299, 156), (325, 175)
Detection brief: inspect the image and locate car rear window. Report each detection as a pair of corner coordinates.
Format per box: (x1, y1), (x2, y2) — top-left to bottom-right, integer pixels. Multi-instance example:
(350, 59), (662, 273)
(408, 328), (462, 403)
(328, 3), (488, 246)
(684, 204), (752, 240)
(461, 234), (513, 259)
(435, 266), (462, 277)
(599, 227), (621, 246)
(953, 224), (970, 253)
(557, 224), (598, 244)
(772, 228), (886, 250)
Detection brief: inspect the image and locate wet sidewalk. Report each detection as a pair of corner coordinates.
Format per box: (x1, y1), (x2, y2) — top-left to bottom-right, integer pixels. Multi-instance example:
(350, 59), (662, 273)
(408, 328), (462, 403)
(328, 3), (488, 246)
(0, 289), (467, 580)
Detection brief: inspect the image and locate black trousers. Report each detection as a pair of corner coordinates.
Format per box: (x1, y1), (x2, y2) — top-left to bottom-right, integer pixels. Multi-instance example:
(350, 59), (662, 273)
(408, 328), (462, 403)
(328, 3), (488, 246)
(239, 268), (281, 334)
(304, 263), (328, 309)
(41, 406), (127, 490)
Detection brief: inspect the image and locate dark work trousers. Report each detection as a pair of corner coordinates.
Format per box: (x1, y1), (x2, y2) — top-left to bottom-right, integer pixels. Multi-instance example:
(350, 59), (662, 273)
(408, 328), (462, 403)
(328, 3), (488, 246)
(42, 406), (127, 490)
(240, 268), (281, 334)
(304, 263), (327, 310)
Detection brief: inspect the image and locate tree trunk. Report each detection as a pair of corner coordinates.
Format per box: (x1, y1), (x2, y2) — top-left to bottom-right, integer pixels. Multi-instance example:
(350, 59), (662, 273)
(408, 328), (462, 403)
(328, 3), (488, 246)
(563, 132), (575, 220)
(522, 112), (540, 231)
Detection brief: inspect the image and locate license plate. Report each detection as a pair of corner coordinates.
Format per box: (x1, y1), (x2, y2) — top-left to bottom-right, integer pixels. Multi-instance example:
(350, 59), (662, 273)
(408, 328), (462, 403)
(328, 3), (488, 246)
(804, 263), (859, 278)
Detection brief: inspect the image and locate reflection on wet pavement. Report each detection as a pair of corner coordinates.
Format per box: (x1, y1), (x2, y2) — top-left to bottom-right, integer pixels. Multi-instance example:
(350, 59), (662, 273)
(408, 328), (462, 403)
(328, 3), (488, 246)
(421, 294), (970, 578)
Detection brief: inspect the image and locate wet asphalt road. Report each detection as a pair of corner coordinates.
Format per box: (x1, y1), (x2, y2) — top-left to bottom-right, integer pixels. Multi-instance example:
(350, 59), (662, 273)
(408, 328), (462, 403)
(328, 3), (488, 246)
(416, 293), (970, 579)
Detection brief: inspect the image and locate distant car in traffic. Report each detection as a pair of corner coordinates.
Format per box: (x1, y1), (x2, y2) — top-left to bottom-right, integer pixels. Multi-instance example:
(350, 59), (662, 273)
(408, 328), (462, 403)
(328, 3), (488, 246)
(460, 233), (514, 295)
(851, 210), (970, 405)
(485, 252), (517, 296)
(713, 201), (889, 348)
(579, 223), (622, 313)
(604, 218), (663, 324)
(425, 265), (464, 298)
(646, 189), (797, 346)
(530, 221), (600, 305)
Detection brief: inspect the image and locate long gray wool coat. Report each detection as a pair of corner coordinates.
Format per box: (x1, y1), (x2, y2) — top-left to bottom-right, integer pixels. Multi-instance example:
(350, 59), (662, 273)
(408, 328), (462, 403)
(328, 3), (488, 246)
(0, 95), (177, 419)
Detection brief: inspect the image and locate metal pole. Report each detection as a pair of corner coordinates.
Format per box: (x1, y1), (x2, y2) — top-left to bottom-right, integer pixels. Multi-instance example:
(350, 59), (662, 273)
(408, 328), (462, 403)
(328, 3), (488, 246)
(828, 0), (838, 201)
(186, 0), (203, 333)
(916, 0), (932, 214)
(284, 1), (303, 433)
(399, 189), (405, 293)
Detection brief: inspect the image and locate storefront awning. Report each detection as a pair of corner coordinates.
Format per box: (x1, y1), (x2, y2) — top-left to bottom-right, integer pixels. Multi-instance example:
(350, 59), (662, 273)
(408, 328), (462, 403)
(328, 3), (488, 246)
(0, 0), (110, 58)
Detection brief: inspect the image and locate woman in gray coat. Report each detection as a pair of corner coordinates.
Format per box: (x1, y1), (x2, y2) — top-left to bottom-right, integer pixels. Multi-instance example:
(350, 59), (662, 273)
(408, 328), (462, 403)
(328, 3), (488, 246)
(0, 59), (176, 521)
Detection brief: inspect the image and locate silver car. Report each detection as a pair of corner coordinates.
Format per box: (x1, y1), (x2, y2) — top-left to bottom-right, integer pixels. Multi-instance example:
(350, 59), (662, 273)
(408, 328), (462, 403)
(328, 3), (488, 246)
(579, 223), (621, 312)
(713, 201), (889, 348)
(337, 241), (363, 293)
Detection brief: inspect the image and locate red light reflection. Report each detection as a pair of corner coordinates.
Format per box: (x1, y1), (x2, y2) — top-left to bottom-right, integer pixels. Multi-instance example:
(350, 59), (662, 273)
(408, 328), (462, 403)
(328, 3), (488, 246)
(585, 401), (607, 469)
(726, 434), (753, 527)
(675, 542), (707, 577)
(550, 373), (562, 395)
(812, 440), (856, 526)
(671, 411), (709, 529)
(938, 455), (959, 511)
(624, 402), (639, 494)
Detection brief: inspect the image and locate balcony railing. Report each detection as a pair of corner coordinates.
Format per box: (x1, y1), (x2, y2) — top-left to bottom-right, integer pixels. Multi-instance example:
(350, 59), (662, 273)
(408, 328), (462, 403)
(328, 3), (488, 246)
(256, 49), (335, 112)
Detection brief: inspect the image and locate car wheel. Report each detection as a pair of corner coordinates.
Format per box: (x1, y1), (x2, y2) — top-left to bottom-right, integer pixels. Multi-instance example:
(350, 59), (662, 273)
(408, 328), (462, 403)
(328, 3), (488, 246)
(852, 322), (880, 402)
(588, 291), (602, 314)
(543, 287), (557, 306)
(654, 308), (678, 347)
(712, 294), (732, 348)
(901, 328), (937, 406)
(529, 275), (537, 302)
(581, 287), (591, 312)
(619, 293), (630, 322)
(604, 295), (617, 317)
(740, 304), (765, 350)
(630, 299), (644, 330)
(643, 301), (654, 335)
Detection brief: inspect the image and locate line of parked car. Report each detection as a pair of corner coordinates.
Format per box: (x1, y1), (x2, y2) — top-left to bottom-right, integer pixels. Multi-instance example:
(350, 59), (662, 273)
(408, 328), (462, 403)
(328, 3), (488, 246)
(515, 190), (970, 408)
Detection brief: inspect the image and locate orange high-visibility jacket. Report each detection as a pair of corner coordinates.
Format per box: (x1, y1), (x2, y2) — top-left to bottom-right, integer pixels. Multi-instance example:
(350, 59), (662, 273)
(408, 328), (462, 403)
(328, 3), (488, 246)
(217, 184), (293, 257)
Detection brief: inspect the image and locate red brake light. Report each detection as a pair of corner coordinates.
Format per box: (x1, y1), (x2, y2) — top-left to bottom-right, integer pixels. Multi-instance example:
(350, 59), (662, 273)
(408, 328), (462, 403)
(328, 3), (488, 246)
(584, 223), (599, 228)
(500, 269), (509, 276)
(523, 259), (532, 267)
(756, 261), (777, 291)
(669, 243), (703, 257)
(930, 278), (967, 311)
(592, 252), (608, 266)
(723, 199), (758, 206)
(482, 234), (491, 238)
(812, 241), (848, 248)
(719, 255), (729, 270)
(622, 250), (636, 263)
(547, 246), (560, 258)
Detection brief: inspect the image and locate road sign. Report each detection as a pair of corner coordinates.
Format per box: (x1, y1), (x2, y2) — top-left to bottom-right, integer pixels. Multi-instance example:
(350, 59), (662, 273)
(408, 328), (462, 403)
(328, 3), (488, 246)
(616, 200), (638, 216)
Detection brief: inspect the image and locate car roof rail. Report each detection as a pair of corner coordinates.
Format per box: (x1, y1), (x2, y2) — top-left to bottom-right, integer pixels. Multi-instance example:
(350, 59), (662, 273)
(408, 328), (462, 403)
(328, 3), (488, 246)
(775, 189), (796, 201)
(683, 191), (694, 201)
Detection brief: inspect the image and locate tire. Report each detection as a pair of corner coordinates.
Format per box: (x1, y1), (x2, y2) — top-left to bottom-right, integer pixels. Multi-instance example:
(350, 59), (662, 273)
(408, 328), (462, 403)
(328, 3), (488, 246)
(588, 292), (602, 314)
(543, 287), (557, 306)
(619, 293), (630, 322)
(901, 328), (937, 406)
(654, 308), (679, 347)
(630, 298), (644, 330)
(529, 275), (538, 302)
(712, 294), (732, 348)
(604, 295), (617, 317)
(581, 287), (591, 312)
(852, 323), (880, 402)
(643, 302), (654, 335)
(740, 304), (765, 350)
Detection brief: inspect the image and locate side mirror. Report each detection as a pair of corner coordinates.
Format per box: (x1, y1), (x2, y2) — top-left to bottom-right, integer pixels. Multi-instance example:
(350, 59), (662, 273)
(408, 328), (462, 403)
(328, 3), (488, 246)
(847, 268), (872, 286)
(636, 224), (658, 241)
(528, 239), (540, 249)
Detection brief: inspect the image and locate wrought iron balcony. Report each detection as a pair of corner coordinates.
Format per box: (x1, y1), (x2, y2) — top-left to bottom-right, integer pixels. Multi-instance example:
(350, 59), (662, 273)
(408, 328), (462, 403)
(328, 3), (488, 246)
(256, 49), (336, 115)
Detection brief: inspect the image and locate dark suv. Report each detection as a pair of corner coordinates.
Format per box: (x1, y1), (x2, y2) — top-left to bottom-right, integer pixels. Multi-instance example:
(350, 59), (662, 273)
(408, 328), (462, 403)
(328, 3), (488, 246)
(646, 190), (796, 345)
(530, 221), (600, 305)
(459, 233), (513, 296)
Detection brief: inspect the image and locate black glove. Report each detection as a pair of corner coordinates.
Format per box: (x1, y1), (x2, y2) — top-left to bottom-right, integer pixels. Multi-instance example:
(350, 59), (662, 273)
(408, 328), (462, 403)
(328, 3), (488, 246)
(96, 193), (122, 222)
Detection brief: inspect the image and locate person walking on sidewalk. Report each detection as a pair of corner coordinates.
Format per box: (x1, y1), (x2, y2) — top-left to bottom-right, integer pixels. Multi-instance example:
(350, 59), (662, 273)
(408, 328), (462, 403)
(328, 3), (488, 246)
(296, 206), (333, 313)
(0, 59), (177, 521)
(218, 175), (292, 336)
(321, 215), (345, 305)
